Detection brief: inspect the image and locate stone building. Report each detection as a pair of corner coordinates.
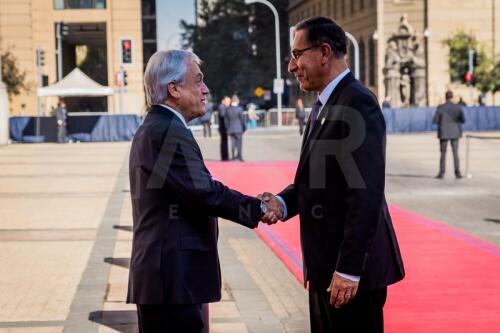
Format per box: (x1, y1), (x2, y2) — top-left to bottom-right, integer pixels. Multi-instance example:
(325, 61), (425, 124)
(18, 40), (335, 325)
(0, 0), (158, 116)
(288, 0), (499, 106)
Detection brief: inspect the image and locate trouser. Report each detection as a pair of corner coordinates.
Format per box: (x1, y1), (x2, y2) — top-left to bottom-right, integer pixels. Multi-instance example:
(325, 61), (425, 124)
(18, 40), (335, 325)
(202, 122), (211, 137)
(309, 284), (387, 333)
(57, 126), (66, 143)
(439, 139), (461, 175)
(229, 133), (243, 160)
(136, 303), (209, 333)
(298, 117), (305, 135)
(219, 130), (229, 161)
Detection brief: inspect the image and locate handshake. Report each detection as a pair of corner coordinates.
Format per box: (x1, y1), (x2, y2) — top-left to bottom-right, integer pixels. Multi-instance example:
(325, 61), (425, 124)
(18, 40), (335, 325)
(257, 192), (285, 225)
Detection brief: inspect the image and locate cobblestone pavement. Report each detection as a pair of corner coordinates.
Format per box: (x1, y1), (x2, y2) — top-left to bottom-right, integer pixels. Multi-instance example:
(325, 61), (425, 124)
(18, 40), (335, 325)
(0, 129), (498, 333)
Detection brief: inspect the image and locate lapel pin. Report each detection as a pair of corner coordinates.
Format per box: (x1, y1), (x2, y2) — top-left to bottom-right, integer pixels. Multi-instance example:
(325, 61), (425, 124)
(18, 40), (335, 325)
(321, 117), (326, 125)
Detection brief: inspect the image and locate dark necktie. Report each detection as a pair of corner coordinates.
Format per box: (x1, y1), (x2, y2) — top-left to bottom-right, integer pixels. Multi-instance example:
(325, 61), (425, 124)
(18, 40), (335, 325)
(308, 99), (323, 136)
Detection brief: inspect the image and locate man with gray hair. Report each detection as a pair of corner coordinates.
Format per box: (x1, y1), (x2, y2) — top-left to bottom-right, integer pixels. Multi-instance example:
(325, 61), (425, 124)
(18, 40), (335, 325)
(127, 50), (281, 332)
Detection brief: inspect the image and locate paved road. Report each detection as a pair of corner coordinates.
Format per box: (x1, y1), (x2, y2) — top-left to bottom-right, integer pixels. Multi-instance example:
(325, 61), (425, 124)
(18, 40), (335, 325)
(0, 128), (498, 333)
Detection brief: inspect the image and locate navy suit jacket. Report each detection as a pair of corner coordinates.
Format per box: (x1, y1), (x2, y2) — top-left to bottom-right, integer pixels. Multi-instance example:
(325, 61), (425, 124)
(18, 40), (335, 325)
(278, 73), (405, 292)
(127, 105), (262, 305)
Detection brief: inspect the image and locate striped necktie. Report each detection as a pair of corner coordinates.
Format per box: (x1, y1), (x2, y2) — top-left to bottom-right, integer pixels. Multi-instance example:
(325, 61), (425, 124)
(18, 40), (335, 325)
(308, 99), (323, 136)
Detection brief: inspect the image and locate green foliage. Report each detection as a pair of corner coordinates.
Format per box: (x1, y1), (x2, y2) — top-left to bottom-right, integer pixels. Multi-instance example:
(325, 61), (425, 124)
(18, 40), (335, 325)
(474, 55), (500, 94)
(0, 49), (29, 98)
(181, 0), (289, 104)
(443, 29), (478, 83)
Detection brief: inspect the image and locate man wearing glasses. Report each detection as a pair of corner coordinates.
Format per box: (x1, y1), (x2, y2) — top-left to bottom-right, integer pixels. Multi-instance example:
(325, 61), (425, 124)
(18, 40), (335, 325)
(260, 17), (405, 333)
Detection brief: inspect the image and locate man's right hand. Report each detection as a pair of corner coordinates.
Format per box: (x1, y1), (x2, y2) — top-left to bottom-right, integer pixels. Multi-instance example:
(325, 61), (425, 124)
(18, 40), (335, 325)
(257, 192), (284, 225)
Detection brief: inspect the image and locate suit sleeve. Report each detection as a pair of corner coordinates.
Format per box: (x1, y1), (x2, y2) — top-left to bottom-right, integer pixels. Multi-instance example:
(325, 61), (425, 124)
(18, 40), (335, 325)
(335, 93), (387, 276)
(277, 184), (299, 221)
(148, 123), (261, 228)
(432, 108), (441, 124)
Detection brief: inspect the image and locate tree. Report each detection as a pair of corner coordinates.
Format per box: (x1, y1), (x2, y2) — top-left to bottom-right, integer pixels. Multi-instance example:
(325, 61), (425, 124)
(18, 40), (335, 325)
(181, 0), (288, 105)
(443, 29), (481, 84)
(475, 56), (500, 94)
(0, 49), (29, 99)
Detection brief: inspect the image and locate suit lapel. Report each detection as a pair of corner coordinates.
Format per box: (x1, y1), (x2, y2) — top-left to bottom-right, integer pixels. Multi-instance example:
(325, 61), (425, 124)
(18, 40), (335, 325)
(295, 72), (355, 179)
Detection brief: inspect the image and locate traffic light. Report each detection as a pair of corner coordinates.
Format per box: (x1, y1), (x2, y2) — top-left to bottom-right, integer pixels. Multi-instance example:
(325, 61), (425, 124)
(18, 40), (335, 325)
(123, 70), (128, 86)
(464, 71), (473, 84)
(36, 48), (45, 67)
(121, 39), (133, 64)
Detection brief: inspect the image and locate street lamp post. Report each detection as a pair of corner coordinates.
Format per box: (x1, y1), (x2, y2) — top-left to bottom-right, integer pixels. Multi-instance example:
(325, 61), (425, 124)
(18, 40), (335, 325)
(345, 32), (360, 80)
(244, 0), (283, 127)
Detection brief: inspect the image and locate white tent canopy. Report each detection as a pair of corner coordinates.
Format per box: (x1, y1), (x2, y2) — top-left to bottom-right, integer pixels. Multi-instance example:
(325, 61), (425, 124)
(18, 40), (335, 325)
(37, 68), (114, 97)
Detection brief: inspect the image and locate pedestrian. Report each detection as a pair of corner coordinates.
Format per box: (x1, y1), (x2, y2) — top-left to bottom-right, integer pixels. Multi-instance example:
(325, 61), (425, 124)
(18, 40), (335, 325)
(382, 96), (392, 108)
(433, 90), (465, 179)
(56, 99), (67, 143)
(246, 103), (259, 130)
(259, 17), (405, 333)
(295, 97), (306, 135)
(457, 96), (467, 106)
(200, 95), (213, 137)
(225, 95), (246, 161)
(217, 96), (230, 161)
(127, 50), (279, 333)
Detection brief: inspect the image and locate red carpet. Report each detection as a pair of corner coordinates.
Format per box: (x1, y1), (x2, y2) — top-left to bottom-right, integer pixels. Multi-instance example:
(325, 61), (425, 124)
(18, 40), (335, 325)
(207, 161), (500, 333)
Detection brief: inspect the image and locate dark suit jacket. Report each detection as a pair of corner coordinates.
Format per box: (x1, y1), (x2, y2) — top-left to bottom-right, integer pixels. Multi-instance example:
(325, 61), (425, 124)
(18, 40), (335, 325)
(217, 103), (227, 135)
(433, 101), (465, 139)
(278, 72), (405, 292)
(127, 105), (262, 305)
(225, 105), (246, 134)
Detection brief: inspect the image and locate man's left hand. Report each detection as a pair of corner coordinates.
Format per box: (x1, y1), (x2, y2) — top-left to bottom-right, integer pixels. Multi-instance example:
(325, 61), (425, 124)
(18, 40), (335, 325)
(327, 272), (359, 308)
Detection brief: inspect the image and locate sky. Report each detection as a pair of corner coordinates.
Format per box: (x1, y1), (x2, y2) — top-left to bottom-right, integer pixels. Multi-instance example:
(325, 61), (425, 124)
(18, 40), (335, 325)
(156, 0), (195, 51)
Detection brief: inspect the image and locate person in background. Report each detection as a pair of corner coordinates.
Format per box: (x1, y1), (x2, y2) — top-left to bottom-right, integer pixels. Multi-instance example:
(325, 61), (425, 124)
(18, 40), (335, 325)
(433, 90), (465, 179)
(382, 96), (392, 108)
(200, 94), (213, 137)
(56, 99), (68, 144)
(217, 96), (230, 161)
(246, 103), (259, 130)
(225, 95), (246, 161)
(295, 97), (306, 135)
(457, 96), (467, 106)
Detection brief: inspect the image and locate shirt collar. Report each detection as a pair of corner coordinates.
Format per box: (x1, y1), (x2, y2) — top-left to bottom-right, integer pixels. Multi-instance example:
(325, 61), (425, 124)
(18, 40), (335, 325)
(159, 104), (188, 129)
(318, 68), (350, 107)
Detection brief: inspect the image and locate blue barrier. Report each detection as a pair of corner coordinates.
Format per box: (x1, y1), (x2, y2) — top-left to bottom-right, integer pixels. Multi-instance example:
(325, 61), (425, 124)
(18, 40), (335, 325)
(382, 107), (500, 134)
(10, 114), (141, 143)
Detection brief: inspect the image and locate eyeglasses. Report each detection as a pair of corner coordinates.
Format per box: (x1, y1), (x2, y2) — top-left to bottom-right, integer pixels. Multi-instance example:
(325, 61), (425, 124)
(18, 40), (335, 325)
(290, 45), (319, 60)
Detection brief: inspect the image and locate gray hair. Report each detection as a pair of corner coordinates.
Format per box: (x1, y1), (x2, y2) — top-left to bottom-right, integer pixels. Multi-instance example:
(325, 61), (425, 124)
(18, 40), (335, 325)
(144, 50), (201, 107)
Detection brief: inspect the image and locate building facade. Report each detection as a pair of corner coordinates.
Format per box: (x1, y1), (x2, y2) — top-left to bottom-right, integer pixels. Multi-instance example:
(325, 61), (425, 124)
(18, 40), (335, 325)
(0, 0), (149, 116)
(288, 0), (499, 106)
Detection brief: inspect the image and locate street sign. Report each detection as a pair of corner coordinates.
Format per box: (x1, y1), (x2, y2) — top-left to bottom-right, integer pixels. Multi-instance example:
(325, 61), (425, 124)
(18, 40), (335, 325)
(254, 86), (264, 97)
(273, 78), (284, 94)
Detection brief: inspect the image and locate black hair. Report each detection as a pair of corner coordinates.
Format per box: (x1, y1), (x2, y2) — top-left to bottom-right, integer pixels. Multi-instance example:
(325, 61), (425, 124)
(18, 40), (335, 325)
(295, 16), (347, 57)
(445, 90), (453, 100)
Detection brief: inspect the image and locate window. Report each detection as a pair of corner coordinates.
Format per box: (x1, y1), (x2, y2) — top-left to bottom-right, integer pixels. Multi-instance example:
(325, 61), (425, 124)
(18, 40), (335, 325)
(351, 0), (355, 14)
(359, 38), (366, 84)
(54, 0), (106, 9)
(368, 38), (375, 86)
(341, 0), (345, 17)
(348, 42), (355, 73)
(360, 0), (364, 11)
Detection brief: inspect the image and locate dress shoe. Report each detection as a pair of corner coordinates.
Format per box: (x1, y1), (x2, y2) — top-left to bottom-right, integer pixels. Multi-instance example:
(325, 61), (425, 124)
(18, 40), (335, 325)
(435, 174), (444, 179)
(455, 173), (463, 179)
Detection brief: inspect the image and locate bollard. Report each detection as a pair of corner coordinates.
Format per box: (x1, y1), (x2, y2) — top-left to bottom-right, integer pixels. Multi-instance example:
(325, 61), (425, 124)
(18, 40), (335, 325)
(0, 80), (9, 145)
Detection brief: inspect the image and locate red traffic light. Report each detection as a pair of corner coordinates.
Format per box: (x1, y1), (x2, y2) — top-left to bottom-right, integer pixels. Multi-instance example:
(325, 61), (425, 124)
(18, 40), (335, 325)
(465, 71), (473, 83)
(123, 40), (131, 50)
